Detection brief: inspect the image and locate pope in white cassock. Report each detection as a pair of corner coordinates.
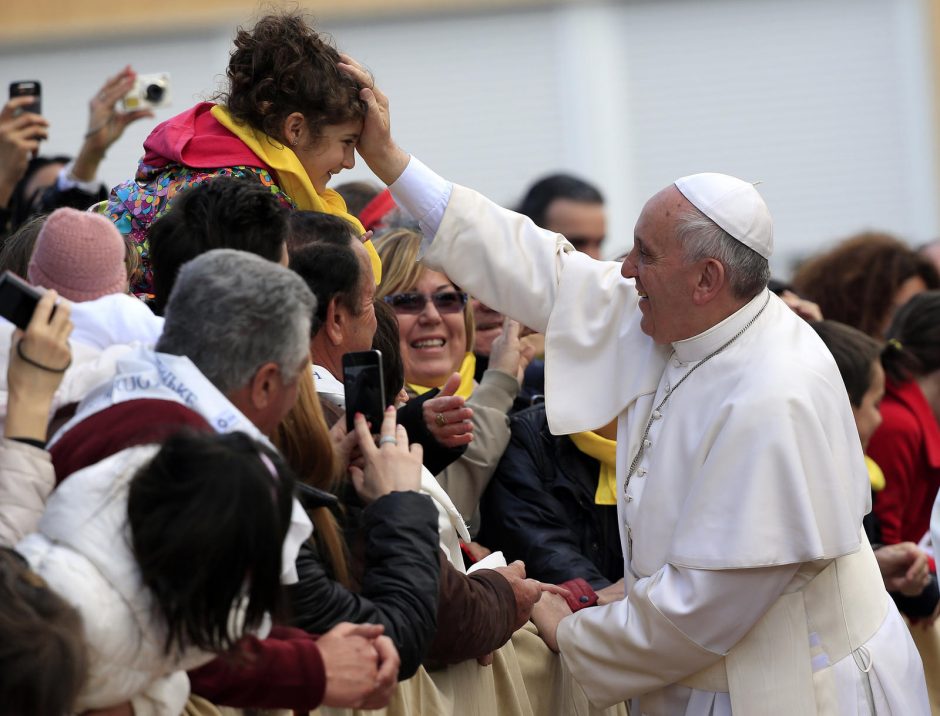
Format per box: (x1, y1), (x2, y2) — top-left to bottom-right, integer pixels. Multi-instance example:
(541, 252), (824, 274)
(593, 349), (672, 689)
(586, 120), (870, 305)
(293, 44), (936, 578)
(339, 58), (929, 715)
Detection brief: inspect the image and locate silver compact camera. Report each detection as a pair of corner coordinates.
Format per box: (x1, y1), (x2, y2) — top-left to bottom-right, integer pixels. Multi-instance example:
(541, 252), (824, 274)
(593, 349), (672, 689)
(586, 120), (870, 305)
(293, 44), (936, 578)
(122, 73), (171, 111)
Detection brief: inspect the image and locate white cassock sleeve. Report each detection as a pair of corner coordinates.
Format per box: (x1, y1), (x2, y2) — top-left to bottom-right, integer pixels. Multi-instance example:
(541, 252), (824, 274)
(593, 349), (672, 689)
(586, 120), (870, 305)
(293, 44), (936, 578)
(557, 562), (801, 709)
(389, 157), (653, 435)
(389, 156), (573, 334)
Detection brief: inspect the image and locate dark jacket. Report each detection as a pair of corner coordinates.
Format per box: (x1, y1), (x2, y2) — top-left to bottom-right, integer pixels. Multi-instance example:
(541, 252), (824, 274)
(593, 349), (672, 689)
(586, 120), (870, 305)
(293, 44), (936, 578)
(292, 487), (521, 674)
(288, 490), (441, 680)
(479, 403), (623, 589)
(475, 354), (545, 414)
(426, 559), (518, 669)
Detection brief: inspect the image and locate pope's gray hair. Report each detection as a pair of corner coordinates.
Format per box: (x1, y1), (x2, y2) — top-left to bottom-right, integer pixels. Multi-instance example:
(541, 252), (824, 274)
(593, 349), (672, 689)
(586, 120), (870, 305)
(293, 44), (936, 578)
(676, 210), (770, 299)
(157, 249), (316, 394)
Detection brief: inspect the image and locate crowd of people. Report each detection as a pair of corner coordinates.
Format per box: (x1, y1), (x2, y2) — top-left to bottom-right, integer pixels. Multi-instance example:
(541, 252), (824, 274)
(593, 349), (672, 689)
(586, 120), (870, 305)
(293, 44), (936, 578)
(1, 9), (939, 716)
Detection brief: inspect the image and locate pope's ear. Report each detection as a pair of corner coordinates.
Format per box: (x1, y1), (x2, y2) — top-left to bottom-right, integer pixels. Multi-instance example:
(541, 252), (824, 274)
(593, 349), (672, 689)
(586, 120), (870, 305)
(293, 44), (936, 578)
(692, 258), (725, 305)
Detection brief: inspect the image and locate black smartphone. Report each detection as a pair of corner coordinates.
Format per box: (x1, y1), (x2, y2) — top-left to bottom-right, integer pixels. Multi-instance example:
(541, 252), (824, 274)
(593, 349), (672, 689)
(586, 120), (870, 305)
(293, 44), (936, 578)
(9, 80), (41, 116)
(0, 271), (43, 330)
(343, 349), (386, 434)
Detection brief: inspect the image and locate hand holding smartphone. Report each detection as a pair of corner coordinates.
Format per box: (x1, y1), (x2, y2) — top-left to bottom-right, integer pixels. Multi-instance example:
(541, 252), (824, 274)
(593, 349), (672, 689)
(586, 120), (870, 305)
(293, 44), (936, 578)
(343, 350), (387, 434)
(9, 80), (41, 117)
(0, 271), (46, 330)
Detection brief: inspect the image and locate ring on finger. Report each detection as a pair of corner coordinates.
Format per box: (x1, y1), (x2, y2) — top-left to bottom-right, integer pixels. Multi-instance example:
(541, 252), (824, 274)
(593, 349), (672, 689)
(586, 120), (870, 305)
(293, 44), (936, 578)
(379, 435), (398, 446)
(435, 413), (447, 427)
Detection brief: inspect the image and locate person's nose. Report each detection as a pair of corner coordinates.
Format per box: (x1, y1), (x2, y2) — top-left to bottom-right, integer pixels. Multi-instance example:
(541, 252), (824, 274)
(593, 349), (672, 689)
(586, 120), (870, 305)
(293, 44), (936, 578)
(621, 248), (639, 279)
(418, 296), (443, 323)
(343, 146), (356, 170)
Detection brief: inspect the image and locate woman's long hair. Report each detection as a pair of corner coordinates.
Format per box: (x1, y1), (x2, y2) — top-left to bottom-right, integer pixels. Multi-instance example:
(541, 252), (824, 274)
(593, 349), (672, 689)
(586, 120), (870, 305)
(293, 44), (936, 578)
(882, 290), (940, 384)
(128, 431), (295, 654)
(273, 366), (351, 586)
(792, 232), (940, 338)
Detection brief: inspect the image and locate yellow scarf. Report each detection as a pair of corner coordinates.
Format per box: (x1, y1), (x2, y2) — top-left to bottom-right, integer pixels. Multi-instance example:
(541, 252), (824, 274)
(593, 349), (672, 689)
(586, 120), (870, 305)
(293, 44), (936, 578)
(210, 104), (382, 284)
(407, 353), (476, 400)
(569, 431), (618, 505)
(866, 456), (885, 492)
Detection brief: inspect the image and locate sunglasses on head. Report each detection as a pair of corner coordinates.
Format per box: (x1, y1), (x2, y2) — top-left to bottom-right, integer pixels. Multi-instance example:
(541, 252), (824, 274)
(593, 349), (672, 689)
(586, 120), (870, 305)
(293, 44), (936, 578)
(383, 290), (469, 315)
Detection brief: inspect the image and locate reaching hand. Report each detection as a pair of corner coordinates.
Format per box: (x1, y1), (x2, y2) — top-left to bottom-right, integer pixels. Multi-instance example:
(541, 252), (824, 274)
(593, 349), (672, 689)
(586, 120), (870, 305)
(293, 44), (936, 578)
(492, 560), (544, 631)
(6, 290), (72, 441)
(595, 578), (625, 605)
(423, 372), (474, 448)
(81, 67), (155, 159)
(348, 406), (423, 503)
(488, 318), (535, 384)
(318, 622), (400, 708)
(531, 591), (573, 653)
(874, 542), (932, 597)
(328, 416), (360, 479)
(780, 290), (823, 323)
(0, 96), (48, 206)
(337, 54), (409, 185)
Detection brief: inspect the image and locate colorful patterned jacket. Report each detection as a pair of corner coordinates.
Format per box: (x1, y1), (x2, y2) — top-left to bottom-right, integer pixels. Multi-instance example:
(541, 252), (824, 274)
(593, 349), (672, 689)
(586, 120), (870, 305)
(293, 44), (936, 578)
(104, 103), (293, 295)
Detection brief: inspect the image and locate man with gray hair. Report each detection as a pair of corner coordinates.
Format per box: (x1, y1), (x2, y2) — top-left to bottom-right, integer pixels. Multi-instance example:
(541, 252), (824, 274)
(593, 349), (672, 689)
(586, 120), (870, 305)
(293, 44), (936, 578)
(338, 57), (928, 714)
(48, 249), (401, 713)
(156, 249), (313, 435)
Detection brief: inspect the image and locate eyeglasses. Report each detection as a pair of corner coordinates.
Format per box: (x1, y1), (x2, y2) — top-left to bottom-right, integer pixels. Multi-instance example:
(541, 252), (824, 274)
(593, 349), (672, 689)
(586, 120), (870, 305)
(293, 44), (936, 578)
(383, 290), (469, 315)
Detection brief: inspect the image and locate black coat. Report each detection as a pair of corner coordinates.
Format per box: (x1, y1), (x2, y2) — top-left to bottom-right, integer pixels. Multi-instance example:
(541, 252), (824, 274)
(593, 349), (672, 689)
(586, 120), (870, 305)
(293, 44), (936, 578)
(287, 491), (441, 679)
(479, 403), (623, 589)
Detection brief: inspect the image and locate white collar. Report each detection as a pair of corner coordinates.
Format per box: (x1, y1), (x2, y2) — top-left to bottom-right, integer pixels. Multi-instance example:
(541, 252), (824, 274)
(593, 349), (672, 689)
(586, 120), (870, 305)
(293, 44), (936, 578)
(312, 363), (345, 402)
(672, 289), (771, 365)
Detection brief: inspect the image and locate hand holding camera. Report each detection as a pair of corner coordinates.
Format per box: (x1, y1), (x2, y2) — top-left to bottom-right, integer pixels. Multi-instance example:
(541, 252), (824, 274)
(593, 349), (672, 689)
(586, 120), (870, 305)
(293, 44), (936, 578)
(76, 67), (160, 179)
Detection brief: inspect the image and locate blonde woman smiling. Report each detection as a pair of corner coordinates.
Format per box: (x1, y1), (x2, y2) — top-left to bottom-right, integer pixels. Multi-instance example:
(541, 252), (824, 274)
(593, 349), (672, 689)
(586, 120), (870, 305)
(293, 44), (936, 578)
(375, 229), (533, 536)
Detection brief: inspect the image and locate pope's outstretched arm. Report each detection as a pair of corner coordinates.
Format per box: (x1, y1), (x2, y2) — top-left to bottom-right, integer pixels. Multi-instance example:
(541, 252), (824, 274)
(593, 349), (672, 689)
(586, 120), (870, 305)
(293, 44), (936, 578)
(340, 56), (642, 439)
(339, 55), (606, 334)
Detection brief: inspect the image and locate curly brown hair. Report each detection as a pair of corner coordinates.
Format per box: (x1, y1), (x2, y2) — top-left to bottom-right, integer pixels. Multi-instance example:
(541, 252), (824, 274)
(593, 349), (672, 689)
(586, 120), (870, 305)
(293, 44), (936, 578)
(791, 231), (940, 339)
(222, 12), (365, 144)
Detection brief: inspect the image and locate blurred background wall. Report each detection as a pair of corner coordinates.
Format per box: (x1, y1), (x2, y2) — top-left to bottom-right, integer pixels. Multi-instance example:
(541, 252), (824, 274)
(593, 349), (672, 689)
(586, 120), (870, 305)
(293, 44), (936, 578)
(1, 0), (937, 277)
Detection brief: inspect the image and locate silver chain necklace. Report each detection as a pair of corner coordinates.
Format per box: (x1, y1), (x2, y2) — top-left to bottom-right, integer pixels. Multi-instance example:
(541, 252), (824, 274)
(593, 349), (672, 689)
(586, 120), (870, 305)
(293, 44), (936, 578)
(623, 292), (771, 577)
(625, 292), (772, 491)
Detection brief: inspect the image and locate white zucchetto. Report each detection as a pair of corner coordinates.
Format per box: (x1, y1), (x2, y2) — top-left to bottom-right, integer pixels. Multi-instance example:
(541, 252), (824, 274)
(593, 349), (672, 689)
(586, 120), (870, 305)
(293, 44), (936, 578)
(674, 173), (773, 259)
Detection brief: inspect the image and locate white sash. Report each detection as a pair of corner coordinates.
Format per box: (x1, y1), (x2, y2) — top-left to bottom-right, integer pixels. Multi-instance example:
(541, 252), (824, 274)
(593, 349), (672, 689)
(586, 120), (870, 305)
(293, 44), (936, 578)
(49, 345), (312, 584)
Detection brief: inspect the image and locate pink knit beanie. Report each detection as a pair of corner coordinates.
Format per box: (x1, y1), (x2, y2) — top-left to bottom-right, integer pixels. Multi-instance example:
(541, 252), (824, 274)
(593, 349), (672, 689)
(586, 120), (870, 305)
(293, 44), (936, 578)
(28, 208), (128, 302)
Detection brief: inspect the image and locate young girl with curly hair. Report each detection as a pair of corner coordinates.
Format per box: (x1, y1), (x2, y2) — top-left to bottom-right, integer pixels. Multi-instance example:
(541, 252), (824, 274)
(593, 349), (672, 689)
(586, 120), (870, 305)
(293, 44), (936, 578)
(105, 12), (376, 295)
